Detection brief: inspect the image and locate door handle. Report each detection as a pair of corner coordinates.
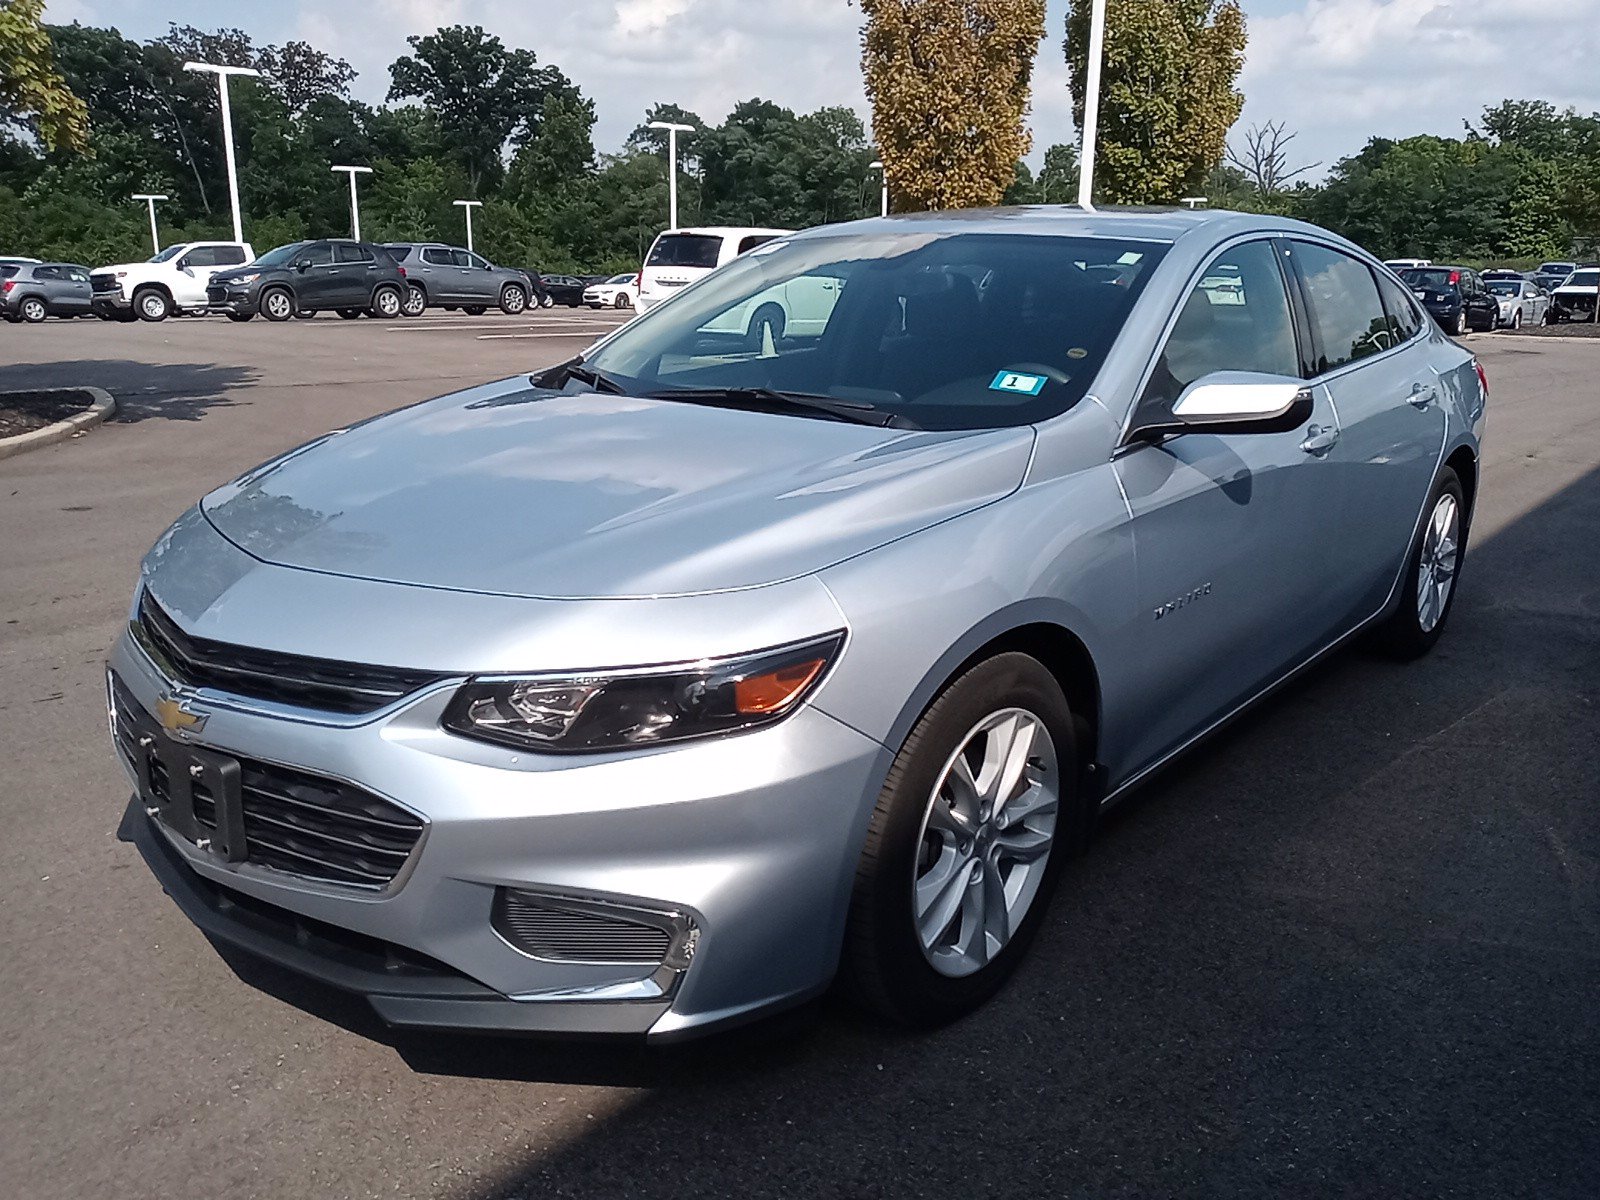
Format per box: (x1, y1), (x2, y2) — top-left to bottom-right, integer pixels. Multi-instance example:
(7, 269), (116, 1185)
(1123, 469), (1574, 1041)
(1300, 424), (1339, 456)
(1406, 383), (1438, 409)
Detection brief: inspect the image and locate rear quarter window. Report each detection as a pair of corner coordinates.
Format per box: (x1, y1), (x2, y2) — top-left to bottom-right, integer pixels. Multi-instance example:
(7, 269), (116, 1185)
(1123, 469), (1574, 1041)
(647, 234), (723, 269)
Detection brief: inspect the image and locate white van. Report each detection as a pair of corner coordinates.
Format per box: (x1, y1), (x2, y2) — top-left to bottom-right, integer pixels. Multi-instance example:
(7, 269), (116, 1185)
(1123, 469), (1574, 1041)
(636, 226), (792, 313)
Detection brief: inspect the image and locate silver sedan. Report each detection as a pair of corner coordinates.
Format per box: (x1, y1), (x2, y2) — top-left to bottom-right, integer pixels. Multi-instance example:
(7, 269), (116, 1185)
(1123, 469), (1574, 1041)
(1487, 277), (1550, 330)
(110, 209), (1485, 1039)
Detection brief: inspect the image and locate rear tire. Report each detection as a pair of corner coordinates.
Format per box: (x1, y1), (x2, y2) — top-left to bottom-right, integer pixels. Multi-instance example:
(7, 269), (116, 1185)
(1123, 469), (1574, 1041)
(134, 287), (171, 322)
(614, 293), (632, 310)
(539, 292), (554, 309)
(401, 285), (428, 317)
(1452, 309), (1467, 337)
(20, 297), (48, 323)
(464, 305), (487, 316)
(842, 653), (1081, 1026)
(1375, 468), (1467, 660)
(225, 312), (253, 323)
(370, 286), (402, 319)
(337, 309), (363, 320)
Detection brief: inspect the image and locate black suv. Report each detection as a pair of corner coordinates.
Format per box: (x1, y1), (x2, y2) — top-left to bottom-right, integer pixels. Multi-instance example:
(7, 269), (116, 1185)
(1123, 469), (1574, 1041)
(1397, 265), (1499, 336)
(207, 240), (408, 322)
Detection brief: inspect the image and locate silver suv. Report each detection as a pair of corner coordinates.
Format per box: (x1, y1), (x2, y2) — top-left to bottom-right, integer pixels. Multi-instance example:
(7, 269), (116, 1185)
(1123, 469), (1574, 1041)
(382, 243), (531, 318)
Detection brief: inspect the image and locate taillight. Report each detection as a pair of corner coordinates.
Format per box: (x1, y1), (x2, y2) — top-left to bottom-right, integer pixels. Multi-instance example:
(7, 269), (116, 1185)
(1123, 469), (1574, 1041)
(397, 266), (407, 277)
(1475, 360), (1488, 397)
(1448, 271), (1460, 285)
(0, 280), (13, 293)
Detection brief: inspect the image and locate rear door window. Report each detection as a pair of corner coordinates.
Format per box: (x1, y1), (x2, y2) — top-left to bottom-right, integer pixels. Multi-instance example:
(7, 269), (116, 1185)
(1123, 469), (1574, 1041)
(214, 246), (246, 266)
(1140, 239), (1301, 408)
(1291, 241), (1394, 373)
(1375, 272), (1424, 341)
(646, 234), (724, 269)
(421, 248), (454, 267)
(335, 242), (374, 264)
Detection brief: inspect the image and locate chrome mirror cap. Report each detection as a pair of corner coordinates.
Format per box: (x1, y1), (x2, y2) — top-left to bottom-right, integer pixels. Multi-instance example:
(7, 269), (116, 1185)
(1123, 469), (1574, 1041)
(1172, 373), (1308, 423)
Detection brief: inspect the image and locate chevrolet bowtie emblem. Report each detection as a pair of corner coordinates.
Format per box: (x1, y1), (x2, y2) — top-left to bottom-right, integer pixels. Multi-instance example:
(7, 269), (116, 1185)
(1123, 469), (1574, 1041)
(155, 695), (207, 735)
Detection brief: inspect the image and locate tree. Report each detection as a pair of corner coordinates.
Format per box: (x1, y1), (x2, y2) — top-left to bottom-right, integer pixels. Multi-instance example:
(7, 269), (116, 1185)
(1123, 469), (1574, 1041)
(1064, 0), (1246, 204)
(1036, 141), (1078, 202)
(1226, 120), (1318, 201)
(0, 0), (88, 152)
(387, 25), (577, 196)
(258, 40), (356, 114)
(860, 0), (1048, 211)
(506, 91), (596, 203)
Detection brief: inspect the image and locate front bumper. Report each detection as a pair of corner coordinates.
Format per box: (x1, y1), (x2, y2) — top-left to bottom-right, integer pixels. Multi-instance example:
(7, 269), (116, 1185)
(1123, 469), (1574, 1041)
(205, 289), (259, 316)
(109, 617), (888, 1039)
(91, 292), (131, 315)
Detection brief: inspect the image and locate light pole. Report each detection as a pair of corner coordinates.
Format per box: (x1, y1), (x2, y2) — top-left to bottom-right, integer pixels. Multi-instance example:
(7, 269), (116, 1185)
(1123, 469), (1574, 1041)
(647, 120), (694, 230)
(132, 193), (168, 255)
(1180, 197), (1209, 210)
(331, 165), (372, 241)
(1077, 0), (1108, 210)
(870, 160), (888, 217)
(453, 199), (483, 253)
(182, 62), (262, 244)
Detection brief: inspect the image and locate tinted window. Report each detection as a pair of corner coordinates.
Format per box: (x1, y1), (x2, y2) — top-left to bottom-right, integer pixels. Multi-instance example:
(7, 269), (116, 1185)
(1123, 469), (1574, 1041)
(214, 246), (246, 266)
(738, 235), (780, 255)
(67, 267), (90, 282)
(1376, 272), (1425, 340)
(646, 233), (723, 269)
(421, 248), (454, 266)
(0, 265), (17, 279)
(179, 247), (216, 268)
(335, 242), (374, 264)
(463, 252), (489, 269)
(1565, 269), (1599, 288)
(383, 244), (415, 262)
(253, 243), (309, 268)
(1294, 242), (1393, 373)
(299, 243), (334, 267)
(1400, 268), (1459, 292)
(34, 265), (61, 281)
(590, 232), (1166, 432)
(1140, 240), (1300, 408)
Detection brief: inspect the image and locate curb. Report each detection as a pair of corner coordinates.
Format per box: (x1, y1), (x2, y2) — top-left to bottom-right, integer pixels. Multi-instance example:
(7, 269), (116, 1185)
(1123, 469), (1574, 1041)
(1487, 332), (1600, 345)
(0, 386), (117, 461)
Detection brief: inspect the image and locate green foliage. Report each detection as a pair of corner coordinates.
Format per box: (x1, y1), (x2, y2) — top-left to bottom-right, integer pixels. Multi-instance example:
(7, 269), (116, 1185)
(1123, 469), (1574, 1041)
(1064, 0), (1246, 204)
(0, 0), (89, 152)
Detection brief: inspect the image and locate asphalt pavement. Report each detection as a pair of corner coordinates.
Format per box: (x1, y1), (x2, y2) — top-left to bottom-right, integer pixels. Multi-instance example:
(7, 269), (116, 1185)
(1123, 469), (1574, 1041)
(1, 317), (1597, 1199)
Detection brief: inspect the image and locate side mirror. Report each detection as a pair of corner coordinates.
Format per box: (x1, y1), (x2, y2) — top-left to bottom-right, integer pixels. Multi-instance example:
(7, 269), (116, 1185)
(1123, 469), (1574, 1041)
(295, 260), (311, 273)
(1128, 372), (1314, 442)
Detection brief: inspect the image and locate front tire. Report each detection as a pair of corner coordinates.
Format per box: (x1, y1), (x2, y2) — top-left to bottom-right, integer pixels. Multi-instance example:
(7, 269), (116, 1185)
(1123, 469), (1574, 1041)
(539, 292), (554, 308)
(1511, 309), (1522, 330)
(747, 303), (785, 351)
(225, 312), (253, 323)
(614, 293), (633, 310)
(1375, 468), (1467, 660)
(498, 285), (527, 315)
(260, 288), (295, 322)
(134, 287), (171, 322)
(1452, 309), (1468, 337)
(842, 653), (1080, 1026)
(337, 308), (363, 320)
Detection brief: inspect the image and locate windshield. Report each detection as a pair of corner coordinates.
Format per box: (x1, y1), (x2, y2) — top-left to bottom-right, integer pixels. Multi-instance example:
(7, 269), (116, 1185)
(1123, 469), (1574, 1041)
(1564, 269), (1599, 288)
(148, 245), (186, 263)
(1400, 268), (1457, 290)
(252, 242), (309, 268)
(607, 274), (635, 284)
(1539, 263), (1576, 275)
(1486, 281), (1520, 296)
(585, 231), (1167, 432)
(646, 233), (723, 270)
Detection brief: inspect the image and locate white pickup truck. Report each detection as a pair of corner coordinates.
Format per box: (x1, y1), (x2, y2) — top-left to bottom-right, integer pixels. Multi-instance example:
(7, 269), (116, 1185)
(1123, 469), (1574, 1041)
(90, 241), (254, 321)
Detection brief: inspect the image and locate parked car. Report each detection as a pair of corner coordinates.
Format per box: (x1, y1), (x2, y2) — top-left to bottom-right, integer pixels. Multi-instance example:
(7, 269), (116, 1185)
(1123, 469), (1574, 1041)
(112, 209), (1484, 1040)
(382, 243), (532, 317)
(0, 261), (93, 322)
(1533, 261), (1578, 292)
(0, 255), (41, 266)
(91, 241), (253, 322)
(636, 226), (791, 313)
(1383, 257), (1431, 271)
(1549, 267), (1599, 323)
(1397, 265), (1498, 336)
(538, 273), (589, 307)
(1484, 277), (1549, 329)
(205, 240), (407, 322)
(1480, 268), (1523, 283)
(582, 273), (639, 309)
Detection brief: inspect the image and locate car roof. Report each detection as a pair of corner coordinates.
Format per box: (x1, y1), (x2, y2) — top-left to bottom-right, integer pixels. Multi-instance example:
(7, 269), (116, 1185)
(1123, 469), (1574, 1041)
(666, 226), (793, 239)
(783, 205), (1373, 253)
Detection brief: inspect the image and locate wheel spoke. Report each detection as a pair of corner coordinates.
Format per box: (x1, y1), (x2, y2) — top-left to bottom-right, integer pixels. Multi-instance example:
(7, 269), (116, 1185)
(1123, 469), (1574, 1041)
(995, 826), (1053, 864)
(915, 851), (972, 948)
(944, 754), (982, 829)
(1001, 781), (1057, 826)
(980, 858), (1009, 957)
(989, 715), (1037, 815)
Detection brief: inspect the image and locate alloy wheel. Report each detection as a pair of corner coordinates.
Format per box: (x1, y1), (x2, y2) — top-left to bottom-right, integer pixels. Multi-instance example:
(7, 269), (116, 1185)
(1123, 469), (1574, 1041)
(373, 288), (401, 318)
(22, 299), (46, 322)
(263, 290), (293, 321)
(401, 286), (427, 317)
(912, 708), (1059, 978)
(501, 287), (527, 315)
(1416, 492), (1460, 633)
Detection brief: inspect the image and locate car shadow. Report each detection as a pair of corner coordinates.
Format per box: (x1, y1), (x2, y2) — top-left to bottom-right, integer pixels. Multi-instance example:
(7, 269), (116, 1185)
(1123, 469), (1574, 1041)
(205, 462), (1600, 1197)
(0, 359), (257, 422)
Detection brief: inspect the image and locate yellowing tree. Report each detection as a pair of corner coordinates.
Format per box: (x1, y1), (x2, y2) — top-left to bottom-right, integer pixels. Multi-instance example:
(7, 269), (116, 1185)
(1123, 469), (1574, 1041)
(0, 0), (88, 152)
(860, 0), (1047, 211)
(1064, 0), (1245, 205)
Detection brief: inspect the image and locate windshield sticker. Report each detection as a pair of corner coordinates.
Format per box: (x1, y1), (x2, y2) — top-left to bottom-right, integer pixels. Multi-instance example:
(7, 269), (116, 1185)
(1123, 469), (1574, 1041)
(990, 370), (1048, 396)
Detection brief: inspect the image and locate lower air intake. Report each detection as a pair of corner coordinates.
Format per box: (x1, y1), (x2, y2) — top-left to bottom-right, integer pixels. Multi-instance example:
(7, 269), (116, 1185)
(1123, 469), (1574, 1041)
(493, 890), (678, 965)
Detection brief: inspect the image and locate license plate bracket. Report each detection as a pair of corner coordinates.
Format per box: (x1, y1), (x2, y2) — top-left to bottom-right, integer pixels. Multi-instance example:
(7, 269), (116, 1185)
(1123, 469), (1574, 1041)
(127, 703), (247, 864)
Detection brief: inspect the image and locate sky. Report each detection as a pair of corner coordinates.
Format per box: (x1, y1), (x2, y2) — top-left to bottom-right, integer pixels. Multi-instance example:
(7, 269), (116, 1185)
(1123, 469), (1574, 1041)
(42, 0), (1600, 178)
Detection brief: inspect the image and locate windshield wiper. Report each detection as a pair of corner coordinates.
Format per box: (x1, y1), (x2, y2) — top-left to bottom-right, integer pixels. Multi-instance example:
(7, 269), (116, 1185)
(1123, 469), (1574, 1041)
(644, 386), (918, 429)
(535, 357), (629, 395)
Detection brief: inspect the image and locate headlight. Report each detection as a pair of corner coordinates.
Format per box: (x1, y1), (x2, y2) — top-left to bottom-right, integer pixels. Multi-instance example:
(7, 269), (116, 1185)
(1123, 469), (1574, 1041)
(441, 632), (845, 753)
(229, 273), (260, 285)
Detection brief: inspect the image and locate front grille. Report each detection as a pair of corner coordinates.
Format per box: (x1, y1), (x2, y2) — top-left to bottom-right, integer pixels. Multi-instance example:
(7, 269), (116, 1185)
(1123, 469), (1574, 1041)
(493, 890), (674, 964)
(91, 273), (120, 293)
(113, 676), (424, 889)
(133, 590), (446, 715)
(206, 286), (227, 302)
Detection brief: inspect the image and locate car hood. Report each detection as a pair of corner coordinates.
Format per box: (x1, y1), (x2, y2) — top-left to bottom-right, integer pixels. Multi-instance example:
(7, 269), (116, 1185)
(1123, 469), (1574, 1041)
(199, 376), (1034, 599)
